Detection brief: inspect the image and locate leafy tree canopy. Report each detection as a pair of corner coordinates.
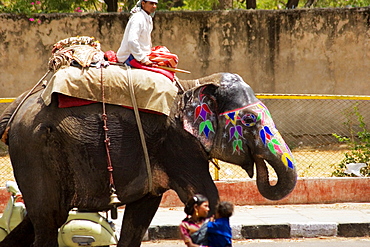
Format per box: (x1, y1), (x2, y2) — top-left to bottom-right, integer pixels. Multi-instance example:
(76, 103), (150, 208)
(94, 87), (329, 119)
(0, 0), (103, 14)
(1, 0), (370, 14)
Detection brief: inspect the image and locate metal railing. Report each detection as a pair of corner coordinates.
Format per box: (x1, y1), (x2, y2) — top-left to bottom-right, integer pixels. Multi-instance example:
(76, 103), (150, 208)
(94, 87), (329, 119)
(1, 94), (370, 184)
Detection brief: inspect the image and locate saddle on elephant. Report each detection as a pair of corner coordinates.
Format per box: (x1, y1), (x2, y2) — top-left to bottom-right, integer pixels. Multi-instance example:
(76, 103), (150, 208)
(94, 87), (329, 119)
(42, 36), (178, 116)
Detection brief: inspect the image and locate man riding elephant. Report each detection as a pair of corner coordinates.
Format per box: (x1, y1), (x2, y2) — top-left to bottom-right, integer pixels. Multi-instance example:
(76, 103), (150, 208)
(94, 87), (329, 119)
(116, 0), (178, 70)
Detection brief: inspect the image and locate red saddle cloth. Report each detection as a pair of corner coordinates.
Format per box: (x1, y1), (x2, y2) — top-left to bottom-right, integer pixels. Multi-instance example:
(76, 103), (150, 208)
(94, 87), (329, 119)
(57, 94), (162, 115)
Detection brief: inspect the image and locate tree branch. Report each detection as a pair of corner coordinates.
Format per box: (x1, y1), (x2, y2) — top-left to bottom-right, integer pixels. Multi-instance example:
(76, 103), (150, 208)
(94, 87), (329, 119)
(286, 0), (299, 9)
(104, 0), (118, 12)
(304, 0), (317, 7)
(246, 0), (256, 9)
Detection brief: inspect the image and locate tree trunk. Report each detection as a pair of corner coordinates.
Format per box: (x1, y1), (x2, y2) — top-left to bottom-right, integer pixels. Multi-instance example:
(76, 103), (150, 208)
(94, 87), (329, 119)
(286, 0), (299, 9)
(304, 0), (316, 7)
(104, 0), (118, 12)
(246, 0), (256, 9)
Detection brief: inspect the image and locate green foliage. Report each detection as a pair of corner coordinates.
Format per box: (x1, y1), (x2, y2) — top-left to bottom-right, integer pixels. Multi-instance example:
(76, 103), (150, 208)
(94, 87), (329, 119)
(2, 0), (370, 14)
(332, 104), (370, 177)
(313, 0), (370, 8)
(257, 0), (287, 9)
(167, 0), (370, 11)
(170, 0), (219, 10)
(0, 0), (102, 14)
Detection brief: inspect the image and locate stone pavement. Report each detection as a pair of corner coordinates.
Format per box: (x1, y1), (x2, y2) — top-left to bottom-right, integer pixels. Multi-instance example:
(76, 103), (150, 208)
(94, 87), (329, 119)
(114, 203), (370, 240)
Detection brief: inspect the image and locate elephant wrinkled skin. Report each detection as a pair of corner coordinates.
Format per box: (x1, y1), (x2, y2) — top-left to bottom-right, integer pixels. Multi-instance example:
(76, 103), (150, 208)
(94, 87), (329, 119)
(0, 72), (297, 247)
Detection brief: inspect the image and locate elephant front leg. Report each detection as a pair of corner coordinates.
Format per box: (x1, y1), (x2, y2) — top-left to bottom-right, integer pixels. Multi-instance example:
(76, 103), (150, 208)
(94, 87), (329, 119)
(30, 208), (69, 247)
(118, 194), (162, 247)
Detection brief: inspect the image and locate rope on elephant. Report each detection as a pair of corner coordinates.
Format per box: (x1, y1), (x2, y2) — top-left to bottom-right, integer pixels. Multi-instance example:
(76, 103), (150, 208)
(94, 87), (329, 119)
(99, 66), (121, 209)
(126, 64), (153, 193)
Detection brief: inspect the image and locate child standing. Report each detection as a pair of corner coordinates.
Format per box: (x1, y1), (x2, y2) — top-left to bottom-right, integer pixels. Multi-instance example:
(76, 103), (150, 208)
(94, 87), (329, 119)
(207, 201), (234, 247)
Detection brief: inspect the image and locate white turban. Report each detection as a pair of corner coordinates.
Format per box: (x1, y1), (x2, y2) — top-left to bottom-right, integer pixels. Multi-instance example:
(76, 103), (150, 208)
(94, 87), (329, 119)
(130, 0), (158, 14)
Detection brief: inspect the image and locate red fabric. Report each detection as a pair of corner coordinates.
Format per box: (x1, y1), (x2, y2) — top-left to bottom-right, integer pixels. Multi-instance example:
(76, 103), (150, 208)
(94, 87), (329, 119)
(104, 50), (118, 62)
(58, 94), (96, 108)
(149, 46), (178, 68)
(129, 59), (175, 81)
(57, 94), (163, 115)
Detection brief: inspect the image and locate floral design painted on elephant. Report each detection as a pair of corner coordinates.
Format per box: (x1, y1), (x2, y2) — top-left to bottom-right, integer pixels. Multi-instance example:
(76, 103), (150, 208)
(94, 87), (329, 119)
(194, 99), (214, 138)
(220, 101), (295, 169)
(183, 87), (218, 151)
(220, 108), (244, 154)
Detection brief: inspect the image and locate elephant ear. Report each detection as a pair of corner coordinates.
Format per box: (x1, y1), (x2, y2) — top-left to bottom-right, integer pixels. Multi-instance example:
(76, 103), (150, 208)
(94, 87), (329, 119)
(182, 84), (218, 152)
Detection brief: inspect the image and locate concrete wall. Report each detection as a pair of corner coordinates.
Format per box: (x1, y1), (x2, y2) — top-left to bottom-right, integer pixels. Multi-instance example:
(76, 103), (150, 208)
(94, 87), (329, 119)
(1, 8), (370, 98)
(160, 178), (370, 206)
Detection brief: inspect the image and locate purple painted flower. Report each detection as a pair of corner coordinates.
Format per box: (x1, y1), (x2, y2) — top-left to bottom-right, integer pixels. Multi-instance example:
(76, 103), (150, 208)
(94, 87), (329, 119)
(29, 18), (35, 22)
(195, 103), (212, 121)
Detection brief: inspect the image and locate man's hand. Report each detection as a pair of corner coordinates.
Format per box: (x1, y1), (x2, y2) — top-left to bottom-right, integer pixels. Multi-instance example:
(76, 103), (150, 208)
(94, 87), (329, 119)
(143, 60), (153, 66)
(142, 60), (157, 67)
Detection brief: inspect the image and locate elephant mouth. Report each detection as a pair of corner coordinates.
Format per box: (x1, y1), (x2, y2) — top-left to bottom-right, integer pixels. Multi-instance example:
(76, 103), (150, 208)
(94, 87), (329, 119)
(254, 155), (297, 201)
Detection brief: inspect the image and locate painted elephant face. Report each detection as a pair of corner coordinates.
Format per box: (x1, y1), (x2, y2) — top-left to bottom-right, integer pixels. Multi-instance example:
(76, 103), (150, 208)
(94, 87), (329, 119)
(182, 73), (297, 200)
(219, 101), (295, 169)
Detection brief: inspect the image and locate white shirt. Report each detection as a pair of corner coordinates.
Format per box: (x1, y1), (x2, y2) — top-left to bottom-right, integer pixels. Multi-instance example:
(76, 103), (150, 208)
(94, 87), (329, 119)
(116, 9), (153, 63)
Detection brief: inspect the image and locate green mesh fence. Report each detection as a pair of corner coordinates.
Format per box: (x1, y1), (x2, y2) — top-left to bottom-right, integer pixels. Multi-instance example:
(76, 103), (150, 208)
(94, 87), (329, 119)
(1, 95), (370, 184)
(0, 99), (16, 185)
(210, 94), (370, 180)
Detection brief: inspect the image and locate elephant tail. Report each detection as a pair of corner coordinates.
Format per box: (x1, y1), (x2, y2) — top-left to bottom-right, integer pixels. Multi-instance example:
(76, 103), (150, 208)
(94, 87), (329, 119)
(0, 100), (20, 144)
(0, 91), (31, 145)
(0, 108), (14, 145)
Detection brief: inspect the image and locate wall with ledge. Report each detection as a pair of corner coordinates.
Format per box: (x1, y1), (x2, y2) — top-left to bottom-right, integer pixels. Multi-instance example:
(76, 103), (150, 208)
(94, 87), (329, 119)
(1, 7), (370, 98)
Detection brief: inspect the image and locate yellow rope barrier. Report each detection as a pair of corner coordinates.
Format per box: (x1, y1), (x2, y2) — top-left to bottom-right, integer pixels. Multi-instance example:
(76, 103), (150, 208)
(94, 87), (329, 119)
(255, 94), (370, 100)
(0, 98), (16, 103)
(1, 94), (370, 105)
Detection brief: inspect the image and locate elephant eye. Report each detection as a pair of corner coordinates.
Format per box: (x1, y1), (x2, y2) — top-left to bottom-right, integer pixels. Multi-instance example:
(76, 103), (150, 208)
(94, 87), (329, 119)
(241, 113), (257, 127)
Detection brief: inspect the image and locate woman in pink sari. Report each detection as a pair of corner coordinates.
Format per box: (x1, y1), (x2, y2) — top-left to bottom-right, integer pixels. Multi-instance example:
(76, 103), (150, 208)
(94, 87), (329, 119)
(179, 194), (210, 247)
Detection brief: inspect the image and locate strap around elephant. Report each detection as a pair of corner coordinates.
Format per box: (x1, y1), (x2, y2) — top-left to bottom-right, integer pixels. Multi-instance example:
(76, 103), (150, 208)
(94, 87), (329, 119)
(126, 65), (153, 193)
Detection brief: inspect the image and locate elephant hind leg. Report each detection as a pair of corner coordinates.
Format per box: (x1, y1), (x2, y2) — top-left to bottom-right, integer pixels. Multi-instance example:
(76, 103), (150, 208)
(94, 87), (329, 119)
(118, 195), (162, 247)
(0, 215), (34, 247)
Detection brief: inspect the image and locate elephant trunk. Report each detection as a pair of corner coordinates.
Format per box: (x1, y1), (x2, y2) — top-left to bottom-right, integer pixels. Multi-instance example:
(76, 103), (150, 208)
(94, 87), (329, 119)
(255, 156), (297, 201)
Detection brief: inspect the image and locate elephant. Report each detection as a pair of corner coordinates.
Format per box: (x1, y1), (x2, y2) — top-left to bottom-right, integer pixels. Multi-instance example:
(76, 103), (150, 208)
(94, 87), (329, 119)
(0, 71), (297, 247)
